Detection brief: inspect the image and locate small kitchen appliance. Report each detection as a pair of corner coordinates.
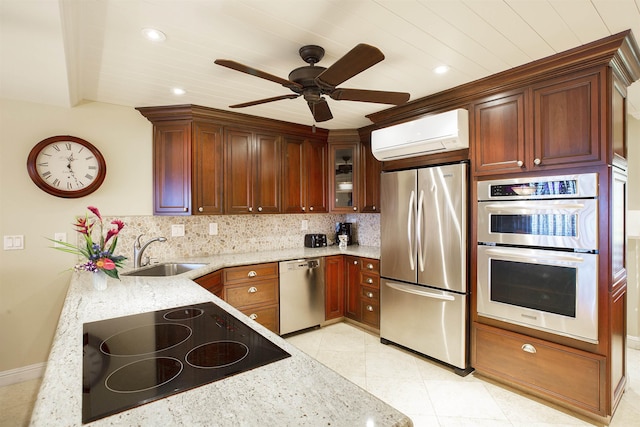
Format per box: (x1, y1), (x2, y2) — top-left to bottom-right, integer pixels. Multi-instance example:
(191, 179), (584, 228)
(335, 222), (353, 246)
(82, 302), (290, 423)
(304, 233), (327, 248)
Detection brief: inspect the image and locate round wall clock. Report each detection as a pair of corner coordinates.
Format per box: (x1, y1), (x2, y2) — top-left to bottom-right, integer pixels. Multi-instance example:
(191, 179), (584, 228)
(27, 135), (107, 198)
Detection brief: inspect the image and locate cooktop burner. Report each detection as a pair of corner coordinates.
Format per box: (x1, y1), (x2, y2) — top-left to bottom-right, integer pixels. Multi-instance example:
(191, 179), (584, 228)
(82, 302), (290, 424)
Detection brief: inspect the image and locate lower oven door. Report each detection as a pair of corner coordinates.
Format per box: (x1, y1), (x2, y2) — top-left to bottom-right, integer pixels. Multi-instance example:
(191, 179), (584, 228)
(477, 245), (598, 343)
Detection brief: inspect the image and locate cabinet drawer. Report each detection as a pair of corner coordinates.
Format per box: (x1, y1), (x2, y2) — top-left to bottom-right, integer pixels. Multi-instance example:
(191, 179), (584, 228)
(360, 258), (379, 274)
(224, 278), (279, 308)
(224, 262), (278, 284)
(360, 272), (379, 288)
(474, 323), (605, 413)
(360, 300), (379, 328)
(360, 286), (379, 302)
(240, 304), (279, 334)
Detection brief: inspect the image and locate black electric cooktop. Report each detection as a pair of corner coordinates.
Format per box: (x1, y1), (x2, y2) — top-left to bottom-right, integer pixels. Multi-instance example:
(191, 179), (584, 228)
(82, 302), (290, 424)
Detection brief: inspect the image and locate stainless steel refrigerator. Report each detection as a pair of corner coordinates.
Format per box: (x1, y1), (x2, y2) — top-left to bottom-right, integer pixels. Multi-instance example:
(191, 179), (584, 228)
(380, 162), (470, 374)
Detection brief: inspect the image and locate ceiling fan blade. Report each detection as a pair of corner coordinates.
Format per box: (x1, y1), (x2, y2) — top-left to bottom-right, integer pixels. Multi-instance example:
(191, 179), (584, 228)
(230, 94), (300, 108)
(330, 88), (410, 105)
(215, 59), (302, 89)
(308, 99), (333, 122)
(315, 44), (385, 88)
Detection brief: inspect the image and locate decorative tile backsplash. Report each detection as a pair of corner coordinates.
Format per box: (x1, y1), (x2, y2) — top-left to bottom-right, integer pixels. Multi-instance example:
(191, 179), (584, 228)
(102, 213), (380, 268)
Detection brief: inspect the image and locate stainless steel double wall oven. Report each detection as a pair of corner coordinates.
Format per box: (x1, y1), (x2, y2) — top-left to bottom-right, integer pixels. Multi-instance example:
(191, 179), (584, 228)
(476, 173), (599, 343)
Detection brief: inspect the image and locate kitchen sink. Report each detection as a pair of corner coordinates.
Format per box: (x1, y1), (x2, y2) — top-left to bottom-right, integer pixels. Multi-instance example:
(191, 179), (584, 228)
(123, 263), (208, 277)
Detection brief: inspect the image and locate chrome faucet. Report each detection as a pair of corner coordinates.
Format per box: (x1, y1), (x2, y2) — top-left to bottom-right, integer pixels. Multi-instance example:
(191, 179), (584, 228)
(133, 234), (167, 268)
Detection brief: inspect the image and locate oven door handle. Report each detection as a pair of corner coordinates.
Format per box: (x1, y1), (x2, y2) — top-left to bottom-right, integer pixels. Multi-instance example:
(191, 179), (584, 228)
(385, 281), (455, 301)
(483, 202), (586, 213)
(484, 248), (586, 264)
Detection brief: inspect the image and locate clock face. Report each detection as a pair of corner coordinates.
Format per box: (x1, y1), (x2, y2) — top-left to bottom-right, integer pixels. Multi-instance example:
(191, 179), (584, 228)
(27, 136), (106, 198)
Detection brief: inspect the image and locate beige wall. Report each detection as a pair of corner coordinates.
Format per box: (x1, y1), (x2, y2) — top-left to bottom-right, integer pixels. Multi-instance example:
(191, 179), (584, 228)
(627, 116), (640, 343)
(0, 99), (152, 372)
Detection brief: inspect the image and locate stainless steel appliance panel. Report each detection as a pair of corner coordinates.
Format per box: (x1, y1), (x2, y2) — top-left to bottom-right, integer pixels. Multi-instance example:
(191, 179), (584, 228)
(417, 164), (467, 293)
(279, 258), (325, 335)
(381, 279), (467, 369)
(477, 173), (598, 201)
(380, 169), (418, 284)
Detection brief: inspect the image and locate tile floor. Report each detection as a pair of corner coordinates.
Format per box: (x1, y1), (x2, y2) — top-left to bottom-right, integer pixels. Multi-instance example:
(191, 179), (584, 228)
(1, 322), (639, 426)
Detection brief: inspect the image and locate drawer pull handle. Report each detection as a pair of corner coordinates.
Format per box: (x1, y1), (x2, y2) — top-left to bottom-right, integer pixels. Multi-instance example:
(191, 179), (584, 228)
(367, 263), (374, 270)
(366, 292), (374, 298)
(366, 278), (373, 284)
(249, 313), (258, 320)
(248, 271), (257, 278)
(366, 305), (374, 312)
(521, 344), (537, 354)
(248, 286), (258, 293)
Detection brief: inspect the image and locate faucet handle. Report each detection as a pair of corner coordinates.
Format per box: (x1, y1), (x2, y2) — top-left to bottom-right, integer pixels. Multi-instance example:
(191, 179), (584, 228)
(135, 234), (144, 248)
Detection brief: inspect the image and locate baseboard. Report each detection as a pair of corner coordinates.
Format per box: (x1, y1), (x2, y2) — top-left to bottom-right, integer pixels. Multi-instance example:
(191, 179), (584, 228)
(0, 363), (46, 387)
(628, 335), (640, 350)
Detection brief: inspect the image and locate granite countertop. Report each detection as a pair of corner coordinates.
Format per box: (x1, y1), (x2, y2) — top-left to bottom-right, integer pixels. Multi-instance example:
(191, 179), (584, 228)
(30, 246), (412, 426)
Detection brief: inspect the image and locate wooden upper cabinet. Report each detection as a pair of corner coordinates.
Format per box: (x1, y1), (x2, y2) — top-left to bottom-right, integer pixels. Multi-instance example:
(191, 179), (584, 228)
(473, 92), (526, 175)
(329, 142), (360, 213)
(192, 122), (223, 214)
(153, 121), (192, 215)
(282, 137), (328, 213)
(224, 128), (281, 214)
(360, 138), (381, 213)
(532, 70), (602, 168)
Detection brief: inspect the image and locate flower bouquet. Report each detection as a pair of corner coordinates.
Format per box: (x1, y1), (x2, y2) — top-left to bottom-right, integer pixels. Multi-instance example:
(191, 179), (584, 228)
(51, 206), (126, 279)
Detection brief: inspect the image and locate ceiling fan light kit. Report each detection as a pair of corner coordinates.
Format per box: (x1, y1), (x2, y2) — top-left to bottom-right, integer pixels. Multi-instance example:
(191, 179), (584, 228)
(215, 43), (410, 122)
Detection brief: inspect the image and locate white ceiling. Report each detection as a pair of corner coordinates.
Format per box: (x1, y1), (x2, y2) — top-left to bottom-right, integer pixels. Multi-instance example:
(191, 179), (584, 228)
(1, 0), (639, 130)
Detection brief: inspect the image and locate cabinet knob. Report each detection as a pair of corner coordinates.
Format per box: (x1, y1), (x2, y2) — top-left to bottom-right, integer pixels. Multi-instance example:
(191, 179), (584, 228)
(258, 206), (263, 212)
(353, 207), (358, 211)
(248, 286), (258, 293)
(248, 270), (257, 278)
(183, 207), (188, 212)
(533, 158), (541, 166)
(248, 207), (253, 212)
(521, 343), (537, 354)
(309, 206), (314, 211)
(353, 260), (358, 265)
(366, 305), (374, 312)
(367, 263), (374, 270)
(516, 160), (524, 167)
(372, 205), (376, 211)
(366, 292), (374, 298)
(198, 207), (204, 212)
(302, 206), (306, 211)
(249, 313), (258, 320)
(366, 278), (373, 284)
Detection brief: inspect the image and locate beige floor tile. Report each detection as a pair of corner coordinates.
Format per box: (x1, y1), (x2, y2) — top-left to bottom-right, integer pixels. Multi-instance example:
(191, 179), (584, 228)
(425, 380), (507, 421)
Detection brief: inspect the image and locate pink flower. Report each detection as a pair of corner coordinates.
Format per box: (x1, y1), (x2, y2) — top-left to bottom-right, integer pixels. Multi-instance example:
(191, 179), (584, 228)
(87, 206), (102, 221)
(73, 216), (91, 235)
(105, 220), (125, 243)
(96, 258), (116, 270)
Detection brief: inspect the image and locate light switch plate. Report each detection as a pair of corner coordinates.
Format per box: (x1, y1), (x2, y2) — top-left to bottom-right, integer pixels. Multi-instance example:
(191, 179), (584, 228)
(171, 224), (185, 237)
(301, 220), (309, 231)
(4, 235), (24, 250)
(53, 232), (67, 248)
(209, 223), (218, 235)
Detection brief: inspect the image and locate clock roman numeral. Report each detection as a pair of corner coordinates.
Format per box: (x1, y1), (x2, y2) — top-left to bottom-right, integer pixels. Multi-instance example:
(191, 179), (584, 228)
(67, 182), (72, 190)
(53, 145), (61, 152)
(38, 162), (49, 167)
(85, 155), (94, 161)
(65, 143), (71, 150)
(85, 173), (94, 180)
(88, 165), (97, 170)
(53, 178), (61, 187)
(42, 171), (52, 179)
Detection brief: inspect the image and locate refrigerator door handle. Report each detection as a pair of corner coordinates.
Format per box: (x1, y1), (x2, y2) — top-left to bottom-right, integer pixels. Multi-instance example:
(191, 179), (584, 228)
(385, 281), (455, 301)
(417, 189), (425, 272)
(408, 190), (415, 271)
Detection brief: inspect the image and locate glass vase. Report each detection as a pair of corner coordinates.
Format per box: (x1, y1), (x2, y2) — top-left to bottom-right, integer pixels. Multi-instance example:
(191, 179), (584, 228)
(92, 270), (108, 291)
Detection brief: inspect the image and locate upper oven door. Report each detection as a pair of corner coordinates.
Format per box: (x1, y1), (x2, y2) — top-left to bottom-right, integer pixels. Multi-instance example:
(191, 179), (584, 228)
(477, 198), (598, 250)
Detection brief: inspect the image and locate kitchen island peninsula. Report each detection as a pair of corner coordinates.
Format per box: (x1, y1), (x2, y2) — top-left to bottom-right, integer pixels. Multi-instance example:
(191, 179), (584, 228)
(30, 247), (411, 426)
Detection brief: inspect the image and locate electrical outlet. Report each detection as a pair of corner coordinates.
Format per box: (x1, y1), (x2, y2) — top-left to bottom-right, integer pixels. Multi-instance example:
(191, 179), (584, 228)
(301, 220), (309, 231)
(3, 235), (24, 250)
(54, 232), (67, 248)
(209, 223), (218, 235)
(171, 224), (185, 237)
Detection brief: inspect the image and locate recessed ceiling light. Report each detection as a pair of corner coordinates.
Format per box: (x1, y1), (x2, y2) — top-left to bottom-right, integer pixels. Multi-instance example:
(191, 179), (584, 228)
(172, 88), (186, 95)
(141, 28), (166, 42)
(433, 65), (450, 75)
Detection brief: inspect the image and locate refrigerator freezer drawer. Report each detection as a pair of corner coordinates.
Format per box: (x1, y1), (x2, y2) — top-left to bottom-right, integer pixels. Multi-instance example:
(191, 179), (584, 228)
(380, 279), (468, 370)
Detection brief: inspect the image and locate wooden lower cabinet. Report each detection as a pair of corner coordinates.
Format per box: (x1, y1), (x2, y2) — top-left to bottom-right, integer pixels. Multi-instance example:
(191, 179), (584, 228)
(194, 270), (223, 299)
(222, 262), (280, 334)
(473, 322), (606, 415)
(344, 256), (380, 329)
(325, 255), (345, 320)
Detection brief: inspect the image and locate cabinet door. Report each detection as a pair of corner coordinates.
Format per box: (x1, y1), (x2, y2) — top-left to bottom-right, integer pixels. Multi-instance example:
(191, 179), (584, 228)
(305, 139), (328, 213)
(325, 255), (345, 320)
(194, 270), (223, 299)
(329, 143), (359, 212)
(282, 137), (305, 213)
(532, 71), (601, 168)
(224, 128), (253, 214)
(253, 133), (281, 213)
(345, 256), (361, 320)
(473, 92), (526, 175)
(360, 138), (380, 213)
(153, 121), (191, 215)
(192, 122), (223, 214)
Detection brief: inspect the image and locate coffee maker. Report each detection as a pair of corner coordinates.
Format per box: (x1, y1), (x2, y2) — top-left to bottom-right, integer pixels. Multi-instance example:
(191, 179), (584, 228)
(335, 222), (354, 246)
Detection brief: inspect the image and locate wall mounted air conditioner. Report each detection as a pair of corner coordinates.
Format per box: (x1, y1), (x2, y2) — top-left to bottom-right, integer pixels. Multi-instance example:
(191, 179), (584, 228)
(371, 109), (469, 161)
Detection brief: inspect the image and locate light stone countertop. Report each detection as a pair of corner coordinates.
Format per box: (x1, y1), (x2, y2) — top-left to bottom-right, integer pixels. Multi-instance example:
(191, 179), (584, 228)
(30, 246), (412, 426)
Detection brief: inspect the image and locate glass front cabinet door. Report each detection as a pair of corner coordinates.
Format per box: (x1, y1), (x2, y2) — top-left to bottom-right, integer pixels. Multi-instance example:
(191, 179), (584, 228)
(329, 143), (359, 212)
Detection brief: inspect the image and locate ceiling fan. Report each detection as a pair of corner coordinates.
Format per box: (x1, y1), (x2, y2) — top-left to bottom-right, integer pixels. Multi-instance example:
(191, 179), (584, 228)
(214, 44), (410, 122)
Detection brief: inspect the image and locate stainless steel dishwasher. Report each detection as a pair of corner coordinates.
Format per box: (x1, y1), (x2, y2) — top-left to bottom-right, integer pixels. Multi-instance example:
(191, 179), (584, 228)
(279, 258), (325, 335)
